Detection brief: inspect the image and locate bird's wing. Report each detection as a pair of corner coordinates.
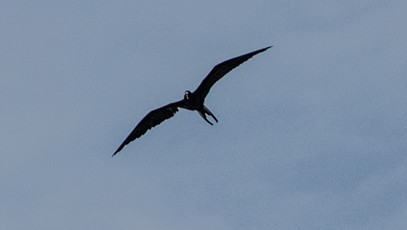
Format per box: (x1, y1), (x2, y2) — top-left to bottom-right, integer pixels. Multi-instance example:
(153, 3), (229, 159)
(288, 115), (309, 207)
(113, 100), (185, 156)
(193, 46), (271, 101)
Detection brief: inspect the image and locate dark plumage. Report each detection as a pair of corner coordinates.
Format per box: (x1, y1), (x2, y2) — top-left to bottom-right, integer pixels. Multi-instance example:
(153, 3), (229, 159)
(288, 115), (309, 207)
(113, 46), (271, 156)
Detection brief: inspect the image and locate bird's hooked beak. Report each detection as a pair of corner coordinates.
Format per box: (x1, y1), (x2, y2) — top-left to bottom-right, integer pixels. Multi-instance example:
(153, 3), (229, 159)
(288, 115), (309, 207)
(184, 90), (191, 100)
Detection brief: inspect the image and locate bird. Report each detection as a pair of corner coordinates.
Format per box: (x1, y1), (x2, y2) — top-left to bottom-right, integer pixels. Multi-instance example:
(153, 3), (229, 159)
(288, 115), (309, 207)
(113, 46), (271, 156)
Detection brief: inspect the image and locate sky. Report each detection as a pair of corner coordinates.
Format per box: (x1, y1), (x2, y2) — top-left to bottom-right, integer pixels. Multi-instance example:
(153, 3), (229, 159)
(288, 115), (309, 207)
(1, 0), (407, 229)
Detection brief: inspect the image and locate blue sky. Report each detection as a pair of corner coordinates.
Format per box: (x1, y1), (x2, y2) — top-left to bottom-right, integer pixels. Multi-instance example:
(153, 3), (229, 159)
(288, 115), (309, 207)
(1, 1), (407, 229)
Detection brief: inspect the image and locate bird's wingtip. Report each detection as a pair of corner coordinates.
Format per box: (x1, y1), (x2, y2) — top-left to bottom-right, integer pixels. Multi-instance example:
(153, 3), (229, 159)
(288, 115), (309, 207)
(257, 46), (272, 53)
(112, 149), (120, 157)
(112, 143), (126, 157)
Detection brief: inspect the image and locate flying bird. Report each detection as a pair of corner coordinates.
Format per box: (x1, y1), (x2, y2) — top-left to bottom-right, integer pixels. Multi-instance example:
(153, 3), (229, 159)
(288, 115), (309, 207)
(113, 46), (271, 156)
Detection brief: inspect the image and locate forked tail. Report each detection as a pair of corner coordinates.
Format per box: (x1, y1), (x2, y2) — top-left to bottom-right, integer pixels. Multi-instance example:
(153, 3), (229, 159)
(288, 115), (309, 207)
(198, 105), (218, 125)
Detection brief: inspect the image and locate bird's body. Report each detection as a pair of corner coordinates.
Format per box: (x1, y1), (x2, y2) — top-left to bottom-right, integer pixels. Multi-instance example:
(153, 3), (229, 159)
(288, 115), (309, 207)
(113, 46), (271, 156)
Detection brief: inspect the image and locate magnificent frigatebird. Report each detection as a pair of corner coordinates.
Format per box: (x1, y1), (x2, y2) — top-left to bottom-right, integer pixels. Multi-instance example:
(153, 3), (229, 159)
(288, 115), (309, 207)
(113, 46), (271, 156)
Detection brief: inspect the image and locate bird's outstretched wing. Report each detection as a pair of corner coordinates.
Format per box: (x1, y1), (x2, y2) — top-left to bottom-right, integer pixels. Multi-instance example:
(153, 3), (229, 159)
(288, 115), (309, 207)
(193, 46), (271, 101)
(113, 100), (185, 156)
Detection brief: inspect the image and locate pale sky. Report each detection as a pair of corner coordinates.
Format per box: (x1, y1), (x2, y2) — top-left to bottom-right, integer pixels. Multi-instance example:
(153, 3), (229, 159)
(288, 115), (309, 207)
(1, 1), (407, 229)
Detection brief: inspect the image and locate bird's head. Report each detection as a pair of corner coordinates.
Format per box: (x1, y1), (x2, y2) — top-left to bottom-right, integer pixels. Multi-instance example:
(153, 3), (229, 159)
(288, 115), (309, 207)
(184, 90), (192, 100)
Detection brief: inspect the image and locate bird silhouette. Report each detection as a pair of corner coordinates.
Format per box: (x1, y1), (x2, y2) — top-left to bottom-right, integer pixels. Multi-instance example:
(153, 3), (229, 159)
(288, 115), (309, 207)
(113, 46), (271, 156)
